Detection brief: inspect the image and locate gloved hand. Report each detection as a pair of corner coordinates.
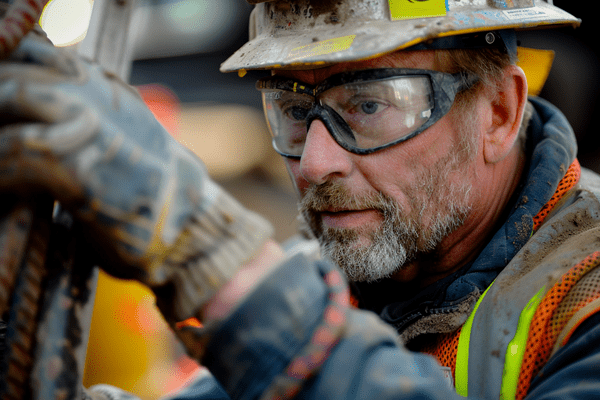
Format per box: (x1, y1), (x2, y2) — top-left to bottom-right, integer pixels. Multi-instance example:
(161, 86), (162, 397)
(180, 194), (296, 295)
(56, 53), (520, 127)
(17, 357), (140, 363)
(0, 29), (273, 322)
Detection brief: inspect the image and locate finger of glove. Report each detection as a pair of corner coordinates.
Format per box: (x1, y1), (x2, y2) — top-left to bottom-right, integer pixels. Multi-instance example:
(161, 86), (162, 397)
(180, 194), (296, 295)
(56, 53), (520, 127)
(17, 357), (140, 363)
(0, 74), (173, 280)
(0, 53), (176, 197)
(0, 77), (98, 147)
(8, 29), (79, 77)
(0, 80), (95, 200)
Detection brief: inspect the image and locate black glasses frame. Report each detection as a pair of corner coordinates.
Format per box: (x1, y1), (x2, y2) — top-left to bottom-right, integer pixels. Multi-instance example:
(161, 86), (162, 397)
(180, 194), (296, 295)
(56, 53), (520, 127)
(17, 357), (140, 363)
(257, 68), (479, 157)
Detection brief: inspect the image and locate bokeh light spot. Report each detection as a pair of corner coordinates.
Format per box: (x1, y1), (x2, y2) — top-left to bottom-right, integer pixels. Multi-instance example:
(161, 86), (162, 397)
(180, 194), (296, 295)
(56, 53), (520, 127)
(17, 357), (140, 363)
(40, 0), (93, 47)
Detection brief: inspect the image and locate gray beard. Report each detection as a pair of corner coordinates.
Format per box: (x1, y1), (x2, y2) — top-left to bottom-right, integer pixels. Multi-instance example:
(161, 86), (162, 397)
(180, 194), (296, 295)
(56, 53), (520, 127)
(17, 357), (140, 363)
(300, 177), (472, 282)
(315, 200), (418, 282)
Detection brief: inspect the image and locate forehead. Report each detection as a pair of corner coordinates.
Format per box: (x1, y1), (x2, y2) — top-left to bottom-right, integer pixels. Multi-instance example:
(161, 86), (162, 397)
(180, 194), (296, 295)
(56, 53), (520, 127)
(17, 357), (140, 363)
(273, 50), (439, 85)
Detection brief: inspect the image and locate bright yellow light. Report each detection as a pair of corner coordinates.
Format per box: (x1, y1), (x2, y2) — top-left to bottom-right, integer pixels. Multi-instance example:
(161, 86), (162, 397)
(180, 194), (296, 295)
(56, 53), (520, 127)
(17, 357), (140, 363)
(40, 0), (93, 47)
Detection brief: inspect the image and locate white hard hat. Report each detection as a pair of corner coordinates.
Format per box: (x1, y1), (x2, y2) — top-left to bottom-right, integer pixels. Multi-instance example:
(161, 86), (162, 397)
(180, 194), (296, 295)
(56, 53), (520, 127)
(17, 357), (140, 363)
(221, 0), (580, 73)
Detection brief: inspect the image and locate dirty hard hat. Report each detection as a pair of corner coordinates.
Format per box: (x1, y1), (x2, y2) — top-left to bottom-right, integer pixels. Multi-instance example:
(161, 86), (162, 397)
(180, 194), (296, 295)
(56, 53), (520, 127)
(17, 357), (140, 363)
(220, 0), (580, 73)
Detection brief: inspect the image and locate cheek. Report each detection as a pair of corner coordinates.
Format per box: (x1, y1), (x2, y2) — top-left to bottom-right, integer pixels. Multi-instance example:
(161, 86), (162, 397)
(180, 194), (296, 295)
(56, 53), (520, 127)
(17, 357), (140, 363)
(355, 130), (458, 209)
(355, 148), (424, 202)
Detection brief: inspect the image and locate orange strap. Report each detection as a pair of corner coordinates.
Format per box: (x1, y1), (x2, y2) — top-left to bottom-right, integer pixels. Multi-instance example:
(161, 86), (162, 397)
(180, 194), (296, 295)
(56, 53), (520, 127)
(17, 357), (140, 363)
(532, 160), (580, 231)
(176, 317), (202, 329)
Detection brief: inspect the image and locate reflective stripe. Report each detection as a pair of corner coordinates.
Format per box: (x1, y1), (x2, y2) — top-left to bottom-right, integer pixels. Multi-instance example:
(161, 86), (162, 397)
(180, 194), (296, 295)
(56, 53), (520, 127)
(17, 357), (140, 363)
(455, 282), (495, 397)
(455, 283), (546, 399)
(500, 285), (546, 400)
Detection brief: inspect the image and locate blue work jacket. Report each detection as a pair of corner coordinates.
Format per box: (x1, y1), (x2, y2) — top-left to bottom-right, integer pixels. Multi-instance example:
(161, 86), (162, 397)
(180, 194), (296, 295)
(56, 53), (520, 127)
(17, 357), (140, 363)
(166, 96), (600, 400)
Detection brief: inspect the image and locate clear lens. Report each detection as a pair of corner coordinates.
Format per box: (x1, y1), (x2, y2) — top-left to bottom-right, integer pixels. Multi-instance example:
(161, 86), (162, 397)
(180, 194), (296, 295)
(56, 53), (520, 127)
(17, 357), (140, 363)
(262, 89), (313, 156)
(261, 75), (435, 156)
(321, 76), (433, 149)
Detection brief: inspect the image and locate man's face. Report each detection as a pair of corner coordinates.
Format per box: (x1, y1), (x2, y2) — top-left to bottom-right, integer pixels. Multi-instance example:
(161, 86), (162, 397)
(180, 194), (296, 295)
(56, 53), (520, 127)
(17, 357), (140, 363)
(277, 51), (481, 282)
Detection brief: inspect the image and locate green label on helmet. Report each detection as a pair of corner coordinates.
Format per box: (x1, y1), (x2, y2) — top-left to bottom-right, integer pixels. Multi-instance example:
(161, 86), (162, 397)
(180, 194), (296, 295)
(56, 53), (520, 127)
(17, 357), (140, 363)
(389, 0), (448, 20)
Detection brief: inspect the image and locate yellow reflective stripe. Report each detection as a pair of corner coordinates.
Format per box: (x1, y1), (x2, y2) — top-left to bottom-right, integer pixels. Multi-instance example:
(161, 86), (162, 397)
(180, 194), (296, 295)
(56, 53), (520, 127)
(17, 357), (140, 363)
(500, 285), (546, 400)
(455, 282), (495, 397)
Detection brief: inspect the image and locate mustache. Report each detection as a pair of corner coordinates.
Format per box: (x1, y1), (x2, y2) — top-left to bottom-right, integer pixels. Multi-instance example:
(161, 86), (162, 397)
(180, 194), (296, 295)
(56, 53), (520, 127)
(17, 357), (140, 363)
(299, 181), (391, 213)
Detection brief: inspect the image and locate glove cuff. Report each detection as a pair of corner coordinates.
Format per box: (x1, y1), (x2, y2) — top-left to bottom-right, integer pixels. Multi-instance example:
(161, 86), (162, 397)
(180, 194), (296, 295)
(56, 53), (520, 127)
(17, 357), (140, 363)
(154, 182), (274, 322)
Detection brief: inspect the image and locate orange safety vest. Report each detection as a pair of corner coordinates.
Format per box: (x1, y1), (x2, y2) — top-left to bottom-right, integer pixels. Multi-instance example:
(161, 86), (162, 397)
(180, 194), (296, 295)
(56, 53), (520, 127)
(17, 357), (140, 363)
(415, 160), (600, 399)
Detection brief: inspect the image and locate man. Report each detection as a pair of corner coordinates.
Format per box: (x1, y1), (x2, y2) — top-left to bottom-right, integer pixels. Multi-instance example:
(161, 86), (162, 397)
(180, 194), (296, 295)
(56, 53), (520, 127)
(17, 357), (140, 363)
(196, 2), (599, 399)
(2, 0), (600, 399)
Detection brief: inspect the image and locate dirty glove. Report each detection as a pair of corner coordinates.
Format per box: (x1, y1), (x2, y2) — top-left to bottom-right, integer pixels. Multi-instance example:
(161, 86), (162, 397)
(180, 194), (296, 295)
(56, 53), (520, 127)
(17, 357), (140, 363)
(0, 29), (273, 321)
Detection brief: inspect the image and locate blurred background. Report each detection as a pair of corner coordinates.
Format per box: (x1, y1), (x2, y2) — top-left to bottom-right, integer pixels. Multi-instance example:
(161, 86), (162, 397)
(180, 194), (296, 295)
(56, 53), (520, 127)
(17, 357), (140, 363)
(34, 0), (599, 398)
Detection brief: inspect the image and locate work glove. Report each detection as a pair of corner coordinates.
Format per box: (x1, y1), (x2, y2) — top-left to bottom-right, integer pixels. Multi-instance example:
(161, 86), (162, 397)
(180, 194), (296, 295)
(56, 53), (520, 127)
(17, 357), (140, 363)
(0, 28), (273, 322)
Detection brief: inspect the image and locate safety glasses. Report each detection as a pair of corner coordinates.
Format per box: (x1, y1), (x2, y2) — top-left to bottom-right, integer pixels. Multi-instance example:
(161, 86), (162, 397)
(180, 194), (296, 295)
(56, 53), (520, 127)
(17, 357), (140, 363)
(257, 68), (479, 157)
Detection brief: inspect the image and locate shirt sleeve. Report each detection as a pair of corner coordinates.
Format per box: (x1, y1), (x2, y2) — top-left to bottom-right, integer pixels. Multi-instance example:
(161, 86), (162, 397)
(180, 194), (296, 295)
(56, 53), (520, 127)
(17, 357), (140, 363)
(201, 254), (465, 400)
(162, 253), (600, 400)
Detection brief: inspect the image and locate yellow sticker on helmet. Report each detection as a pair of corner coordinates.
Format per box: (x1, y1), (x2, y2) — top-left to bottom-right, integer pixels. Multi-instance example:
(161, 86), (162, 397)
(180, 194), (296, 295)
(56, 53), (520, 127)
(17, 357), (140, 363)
(389, 0), (448, 21)
(288, 35), (356, 61)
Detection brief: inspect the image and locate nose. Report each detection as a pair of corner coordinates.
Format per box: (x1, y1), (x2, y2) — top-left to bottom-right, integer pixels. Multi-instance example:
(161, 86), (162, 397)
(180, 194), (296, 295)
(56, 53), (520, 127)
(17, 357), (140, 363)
(300, 119), (353, 185)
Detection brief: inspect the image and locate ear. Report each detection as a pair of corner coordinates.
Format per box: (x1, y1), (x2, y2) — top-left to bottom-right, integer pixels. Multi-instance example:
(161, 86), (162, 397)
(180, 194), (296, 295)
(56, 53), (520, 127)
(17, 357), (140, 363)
(482, 65), (528, 164)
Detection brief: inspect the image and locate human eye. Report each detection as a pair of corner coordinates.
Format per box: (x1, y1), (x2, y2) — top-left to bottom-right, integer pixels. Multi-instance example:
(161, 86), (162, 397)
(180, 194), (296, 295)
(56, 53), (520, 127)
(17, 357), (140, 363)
(356, 99), (387, 115)
(278, 96), (312, 122)
(344, 96), (389, 117)
(283, 104), (311, 121)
